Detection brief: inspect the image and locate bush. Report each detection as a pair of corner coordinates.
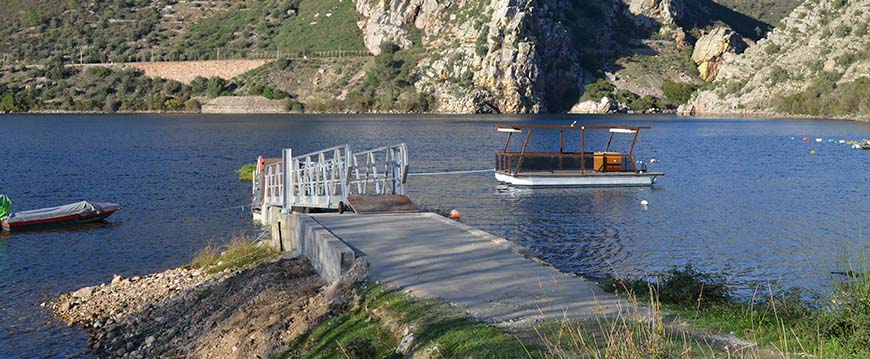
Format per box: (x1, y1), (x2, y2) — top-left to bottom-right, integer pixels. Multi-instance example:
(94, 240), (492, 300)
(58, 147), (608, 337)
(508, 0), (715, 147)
(236, 163), (257, 181)
(343, 337), (376, 359)
(661, 80), (698, 104)
(184, 98), (202, 112)
(580, 79), (615, 101)
(206, 77), (228, 98)
(658, 265), (730, 308)
(768, 65), (790, 84)
(765, 43), (781, 55)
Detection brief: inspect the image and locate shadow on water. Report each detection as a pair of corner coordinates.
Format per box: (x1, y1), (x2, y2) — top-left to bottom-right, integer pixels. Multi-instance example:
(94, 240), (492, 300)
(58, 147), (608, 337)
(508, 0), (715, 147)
(2, 220), (120, 236)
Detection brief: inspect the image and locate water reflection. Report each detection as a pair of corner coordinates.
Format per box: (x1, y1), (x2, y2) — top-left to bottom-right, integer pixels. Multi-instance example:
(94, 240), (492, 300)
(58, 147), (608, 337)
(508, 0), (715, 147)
(1, 114), (869, 358)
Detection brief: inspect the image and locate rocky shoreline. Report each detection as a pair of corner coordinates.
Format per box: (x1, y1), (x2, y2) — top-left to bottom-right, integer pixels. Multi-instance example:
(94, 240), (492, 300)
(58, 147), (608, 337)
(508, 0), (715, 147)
(51, 256), (366, 358)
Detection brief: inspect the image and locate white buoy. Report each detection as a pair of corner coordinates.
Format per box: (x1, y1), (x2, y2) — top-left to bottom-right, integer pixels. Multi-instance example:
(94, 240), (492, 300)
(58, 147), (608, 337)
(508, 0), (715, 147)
(650, 158), (657, 163)
(640, 200), (649, 206)
(815, 138), (823, 143)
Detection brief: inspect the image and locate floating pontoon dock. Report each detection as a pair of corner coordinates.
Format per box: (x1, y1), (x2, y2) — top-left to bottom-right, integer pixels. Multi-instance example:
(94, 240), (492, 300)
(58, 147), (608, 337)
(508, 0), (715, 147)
(495, 125), (664, 187)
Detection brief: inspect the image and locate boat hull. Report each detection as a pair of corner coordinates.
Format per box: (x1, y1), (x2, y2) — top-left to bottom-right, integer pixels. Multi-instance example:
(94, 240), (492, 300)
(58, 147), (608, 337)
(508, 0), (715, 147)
(495, 172), (662, 187)
(2, 210), (116, 232)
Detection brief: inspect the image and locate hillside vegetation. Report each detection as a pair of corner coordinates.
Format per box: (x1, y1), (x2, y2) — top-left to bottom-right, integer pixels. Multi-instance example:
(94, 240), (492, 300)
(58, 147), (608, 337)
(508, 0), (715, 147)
(0, 0), (364, 64)
(686, 0), (870, 118)
(2, 0), (861, 117)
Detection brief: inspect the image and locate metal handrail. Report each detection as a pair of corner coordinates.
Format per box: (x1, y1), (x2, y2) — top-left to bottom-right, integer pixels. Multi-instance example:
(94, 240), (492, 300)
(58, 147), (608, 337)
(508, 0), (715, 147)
(255, 143), (408, 211)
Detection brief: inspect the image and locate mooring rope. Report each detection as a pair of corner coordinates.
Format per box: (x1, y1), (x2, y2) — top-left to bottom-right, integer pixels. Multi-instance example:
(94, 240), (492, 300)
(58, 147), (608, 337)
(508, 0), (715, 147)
(407, 168), (495, 176)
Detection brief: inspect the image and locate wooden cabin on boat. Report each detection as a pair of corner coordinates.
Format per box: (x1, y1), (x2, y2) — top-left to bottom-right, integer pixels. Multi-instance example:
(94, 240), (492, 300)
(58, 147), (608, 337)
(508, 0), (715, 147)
(494, 125), (664, 187)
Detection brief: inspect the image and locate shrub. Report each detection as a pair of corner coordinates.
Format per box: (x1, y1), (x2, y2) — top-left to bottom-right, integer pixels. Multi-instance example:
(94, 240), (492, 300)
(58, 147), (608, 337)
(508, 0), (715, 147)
(768, 65), (790, 84)
(184, 98), (202, 112)
(580, 79), (615, 101)
(765, 43), (781, 55)
(658, 264), (730, 308)
(475, 25), (490, 57)
(206, 77), (228, 98)
(661, 80), (698, 104)
(343, 337), (376, 359)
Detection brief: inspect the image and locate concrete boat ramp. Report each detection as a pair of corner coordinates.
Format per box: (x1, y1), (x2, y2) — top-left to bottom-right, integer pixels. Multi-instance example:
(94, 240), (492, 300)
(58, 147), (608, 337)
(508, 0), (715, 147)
(253, 142), (624, 327)
(311, 212), (623, 326)
(264, 210), (624, 327)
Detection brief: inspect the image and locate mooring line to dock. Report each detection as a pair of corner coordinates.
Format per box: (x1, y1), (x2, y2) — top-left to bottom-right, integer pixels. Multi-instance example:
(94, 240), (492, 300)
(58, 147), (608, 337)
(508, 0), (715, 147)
(407, 168), (495, 176)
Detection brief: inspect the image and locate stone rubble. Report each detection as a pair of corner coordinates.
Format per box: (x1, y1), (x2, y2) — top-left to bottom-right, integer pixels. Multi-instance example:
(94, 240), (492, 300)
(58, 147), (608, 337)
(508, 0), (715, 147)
(52, 258), (368, 359)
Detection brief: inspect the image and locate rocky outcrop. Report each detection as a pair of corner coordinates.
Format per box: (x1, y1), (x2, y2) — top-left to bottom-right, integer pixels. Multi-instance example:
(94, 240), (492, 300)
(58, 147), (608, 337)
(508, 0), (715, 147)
(626, 0), (684, 27)
(569, 97), (615, 114)
(685, 0), (870, 117)
(691, 27), (747, 81)
(354, 0), (613, 113)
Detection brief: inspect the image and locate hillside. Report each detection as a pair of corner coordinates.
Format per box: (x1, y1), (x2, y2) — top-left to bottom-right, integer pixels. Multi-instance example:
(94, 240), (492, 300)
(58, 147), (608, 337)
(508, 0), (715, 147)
(0, 0), (364, 63)
(684, 0), (870, 118)
(2, 0), (844, 115)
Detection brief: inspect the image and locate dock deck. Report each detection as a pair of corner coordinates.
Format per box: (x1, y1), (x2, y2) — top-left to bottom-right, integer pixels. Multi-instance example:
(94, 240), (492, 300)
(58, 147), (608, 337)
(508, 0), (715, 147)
(310, 212), (625, 327)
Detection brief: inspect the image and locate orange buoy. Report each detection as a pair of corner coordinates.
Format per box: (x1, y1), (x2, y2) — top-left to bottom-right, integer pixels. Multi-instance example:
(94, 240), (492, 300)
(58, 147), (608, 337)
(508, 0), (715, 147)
(449, 209), (460, 221)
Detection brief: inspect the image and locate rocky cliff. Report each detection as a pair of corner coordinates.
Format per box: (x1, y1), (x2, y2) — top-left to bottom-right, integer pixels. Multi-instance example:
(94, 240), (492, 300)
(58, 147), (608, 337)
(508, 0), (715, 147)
(353, 0), (628, 113)
(684, 0), (870, 118)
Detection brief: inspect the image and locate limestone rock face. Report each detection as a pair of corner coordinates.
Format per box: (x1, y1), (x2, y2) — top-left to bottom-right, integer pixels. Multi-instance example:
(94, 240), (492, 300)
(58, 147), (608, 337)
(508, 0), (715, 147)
(686, 0), (870, 117)
(354, 0), (451, 55)
(569, 97), (614, 114)
(354, 0), (600, 114)
(691, 27), (747, 81)
(627, 0), (684, 27)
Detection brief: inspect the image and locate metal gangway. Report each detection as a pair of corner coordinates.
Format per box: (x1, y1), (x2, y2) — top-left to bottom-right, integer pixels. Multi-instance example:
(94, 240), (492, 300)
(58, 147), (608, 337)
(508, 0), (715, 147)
(253, 143), (412, 213)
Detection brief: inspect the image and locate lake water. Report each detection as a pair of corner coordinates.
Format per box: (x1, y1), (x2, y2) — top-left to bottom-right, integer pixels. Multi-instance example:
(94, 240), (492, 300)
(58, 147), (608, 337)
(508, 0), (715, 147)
(1, 114), (869, 358)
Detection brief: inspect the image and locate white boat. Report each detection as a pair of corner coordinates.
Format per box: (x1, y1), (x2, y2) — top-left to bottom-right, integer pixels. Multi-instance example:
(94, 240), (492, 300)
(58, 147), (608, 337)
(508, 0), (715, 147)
(860, 139), (870, 150)
(494, 125), (663, 187)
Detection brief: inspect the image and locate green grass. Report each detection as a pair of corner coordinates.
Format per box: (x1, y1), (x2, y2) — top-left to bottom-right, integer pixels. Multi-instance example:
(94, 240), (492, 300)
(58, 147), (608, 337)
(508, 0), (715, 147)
(605, 259), (870, 358)
(236, 163), (257, 182)
(190, 236), (279, 274)
(280, 283), (539, 358)
(271, 0), (366, 53)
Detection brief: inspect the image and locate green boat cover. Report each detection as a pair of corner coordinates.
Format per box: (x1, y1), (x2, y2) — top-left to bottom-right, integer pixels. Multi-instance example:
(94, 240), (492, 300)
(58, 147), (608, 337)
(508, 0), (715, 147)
(0, 195), (10, 220)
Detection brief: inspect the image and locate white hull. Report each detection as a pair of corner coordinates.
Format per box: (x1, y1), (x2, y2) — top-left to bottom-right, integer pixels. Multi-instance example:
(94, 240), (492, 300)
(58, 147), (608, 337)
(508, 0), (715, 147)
(495, 172), (661, 187)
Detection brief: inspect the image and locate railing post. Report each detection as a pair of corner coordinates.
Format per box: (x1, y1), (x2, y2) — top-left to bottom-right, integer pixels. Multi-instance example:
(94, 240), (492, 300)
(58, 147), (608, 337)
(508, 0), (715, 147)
(282, 148), (292, 210)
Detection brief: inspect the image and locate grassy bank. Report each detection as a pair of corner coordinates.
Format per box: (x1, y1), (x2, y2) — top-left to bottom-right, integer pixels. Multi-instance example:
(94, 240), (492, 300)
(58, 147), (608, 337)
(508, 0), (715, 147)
(605, 261), (870, 358)
(279, 283), (539, 358)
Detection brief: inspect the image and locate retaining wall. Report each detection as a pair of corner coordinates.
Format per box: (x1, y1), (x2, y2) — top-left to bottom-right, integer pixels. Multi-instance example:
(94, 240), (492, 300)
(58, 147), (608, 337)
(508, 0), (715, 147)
(266, 211), (356, 283)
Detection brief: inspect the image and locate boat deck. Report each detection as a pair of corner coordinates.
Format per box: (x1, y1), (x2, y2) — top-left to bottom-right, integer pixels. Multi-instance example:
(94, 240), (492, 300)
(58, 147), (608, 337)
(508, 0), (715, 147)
(497, 170), (665, 177)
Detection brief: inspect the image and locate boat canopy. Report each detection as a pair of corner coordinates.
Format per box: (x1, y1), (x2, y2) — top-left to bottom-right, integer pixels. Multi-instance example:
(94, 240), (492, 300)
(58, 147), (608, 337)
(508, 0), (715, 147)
(4, 201), (120, 224)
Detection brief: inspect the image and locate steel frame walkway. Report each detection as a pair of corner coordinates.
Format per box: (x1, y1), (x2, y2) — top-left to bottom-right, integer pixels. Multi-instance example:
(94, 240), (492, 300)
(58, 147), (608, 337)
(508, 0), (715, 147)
(254, 143), (409, 212)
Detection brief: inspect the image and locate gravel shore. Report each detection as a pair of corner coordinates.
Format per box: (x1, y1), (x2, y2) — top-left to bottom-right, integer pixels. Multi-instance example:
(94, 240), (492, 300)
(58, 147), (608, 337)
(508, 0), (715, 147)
(52, 256), (366, 358)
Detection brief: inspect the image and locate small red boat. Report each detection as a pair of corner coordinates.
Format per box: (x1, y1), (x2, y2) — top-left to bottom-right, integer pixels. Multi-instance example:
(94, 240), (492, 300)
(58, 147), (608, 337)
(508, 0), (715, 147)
(1, 200), (120, 232)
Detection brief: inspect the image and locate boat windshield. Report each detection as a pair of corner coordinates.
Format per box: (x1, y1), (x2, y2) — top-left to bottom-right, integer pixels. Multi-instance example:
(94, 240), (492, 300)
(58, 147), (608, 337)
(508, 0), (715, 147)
(0, 195), (11, 220)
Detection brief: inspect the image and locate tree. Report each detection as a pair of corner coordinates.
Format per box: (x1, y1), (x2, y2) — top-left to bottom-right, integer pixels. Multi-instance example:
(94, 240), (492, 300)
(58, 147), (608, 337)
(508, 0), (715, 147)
(661, 80), (698, 105)
(206, 77), (227, 99)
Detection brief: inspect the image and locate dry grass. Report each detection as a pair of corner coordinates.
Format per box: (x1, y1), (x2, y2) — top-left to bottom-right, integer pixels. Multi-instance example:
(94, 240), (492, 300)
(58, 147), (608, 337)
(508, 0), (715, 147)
(190, 235), (279, 274)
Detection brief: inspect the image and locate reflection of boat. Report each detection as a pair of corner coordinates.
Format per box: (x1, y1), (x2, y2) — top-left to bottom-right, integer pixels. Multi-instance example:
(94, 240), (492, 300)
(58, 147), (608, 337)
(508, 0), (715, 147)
(860, 139), (870, 149)
(1, 200), (120, 232)
(494, 125), (664, 187)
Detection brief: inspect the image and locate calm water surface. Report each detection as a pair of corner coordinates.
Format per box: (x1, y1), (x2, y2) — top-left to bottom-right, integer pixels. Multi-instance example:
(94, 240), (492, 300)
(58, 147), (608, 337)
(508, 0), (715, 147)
(1, 114), (869, 357)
